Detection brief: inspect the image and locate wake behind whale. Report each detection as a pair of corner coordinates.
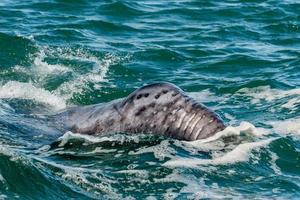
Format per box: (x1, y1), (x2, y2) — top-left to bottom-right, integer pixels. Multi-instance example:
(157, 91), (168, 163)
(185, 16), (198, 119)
(53, 82), (226, 141)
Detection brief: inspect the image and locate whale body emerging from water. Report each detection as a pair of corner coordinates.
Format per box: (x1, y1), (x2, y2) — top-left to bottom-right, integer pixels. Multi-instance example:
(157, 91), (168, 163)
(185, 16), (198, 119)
(53, 82), (226, 141)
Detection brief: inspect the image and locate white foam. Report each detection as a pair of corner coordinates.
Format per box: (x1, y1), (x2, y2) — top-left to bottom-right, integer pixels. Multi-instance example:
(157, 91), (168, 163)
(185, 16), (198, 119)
(236, 86), (300, 110)
(61, 170), (118, 197)
(0, 145), (28, 164)
(0, 81), (66, 110)
(164, 138), (273, 167)
(57, 131), (154, 148)
(268, 117), (300, 135)
(269, 152), (281, 175)
(154, 170), (240, 199)
(189, 90), (223, 103)
(129, 140), (175, 161)
(88, 147), (117, 154)
(87, 53), (114, 83)
(115, 170), (150, 185)
(33, 156), (120, 199)
(58, 131), (117, 147)
(188, 121), (268, 146)
(163, 121), (273, 167)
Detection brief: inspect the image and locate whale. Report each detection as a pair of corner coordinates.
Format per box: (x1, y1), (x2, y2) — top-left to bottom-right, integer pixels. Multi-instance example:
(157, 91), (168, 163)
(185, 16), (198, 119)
(52, 82), (226, 141)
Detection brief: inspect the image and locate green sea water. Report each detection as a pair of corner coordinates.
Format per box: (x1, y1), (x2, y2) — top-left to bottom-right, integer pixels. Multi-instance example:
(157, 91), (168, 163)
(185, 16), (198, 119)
(0, 0), (299, 199)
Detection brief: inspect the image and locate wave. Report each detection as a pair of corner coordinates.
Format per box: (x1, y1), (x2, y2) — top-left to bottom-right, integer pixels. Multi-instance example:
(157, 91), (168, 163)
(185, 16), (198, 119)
(50, 121), (271, 166)
(99, 1), (144, 17)
(268, 117), (300, 135)
(35, 121), (299, 199)
(31, 49), (72, 75)
(0, 81), (66, 110)
(189, 84), (300, 116)
(54, 52), (126, 99)
(164, 121), (272, 167)
(0, 44), (130, 111)
(236, 85), (300, 111)
(0, 145), (97, 199)
(165, 139), (273, 167)
(2, 117), (297, 199)
(0, 100), (14, 115)
(0, 32), (36, 68)
(0, 0), (299, 198)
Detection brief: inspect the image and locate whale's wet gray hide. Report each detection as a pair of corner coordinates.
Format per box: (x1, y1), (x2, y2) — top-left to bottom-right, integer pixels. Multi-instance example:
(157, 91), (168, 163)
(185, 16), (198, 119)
(53, 83), (226, 141)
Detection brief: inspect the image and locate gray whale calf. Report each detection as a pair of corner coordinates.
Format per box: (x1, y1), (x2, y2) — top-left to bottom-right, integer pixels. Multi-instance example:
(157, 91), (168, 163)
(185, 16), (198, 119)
(53, 82), (226, 141)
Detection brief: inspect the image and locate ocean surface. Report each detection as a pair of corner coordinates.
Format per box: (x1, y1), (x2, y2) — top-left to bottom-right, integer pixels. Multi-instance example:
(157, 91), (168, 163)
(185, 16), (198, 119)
(0, 0), (299, 199)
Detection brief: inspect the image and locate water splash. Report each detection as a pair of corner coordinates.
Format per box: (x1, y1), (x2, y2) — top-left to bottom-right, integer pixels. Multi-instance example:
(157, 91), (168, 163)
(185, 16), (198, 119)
(0, 81), (66, 110)
(32, 49), (71, 75)
(54, 52), (124, 100)
(0, 45), (130, 110)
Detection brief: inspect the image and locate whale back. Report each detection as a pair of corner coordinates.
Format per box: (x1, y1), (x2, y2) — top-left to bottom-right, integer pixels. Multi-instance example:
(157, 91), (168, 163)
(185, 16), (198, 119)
(53, 82), (226, 141)
(117, 83), (225, 140)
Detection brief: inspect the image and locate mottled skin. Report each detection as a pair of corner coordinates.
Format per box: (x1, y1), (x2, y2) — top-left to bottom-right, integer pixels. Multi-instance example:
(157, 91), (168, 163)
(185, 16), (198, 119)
(53, 82), (226, 141)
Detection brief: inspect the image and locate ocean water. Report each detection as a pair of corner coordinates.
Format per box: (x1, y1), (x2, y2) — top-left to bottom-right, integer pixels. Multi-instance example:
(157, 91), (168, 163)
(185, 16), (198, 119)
(0, 0), (299, 199)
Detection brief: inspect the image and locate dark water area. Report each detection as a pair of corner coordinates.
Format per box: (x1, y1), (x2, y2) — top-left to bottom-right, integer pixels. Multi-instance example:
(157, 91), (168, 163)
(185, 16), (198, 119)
(0, 0), (299, 199)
